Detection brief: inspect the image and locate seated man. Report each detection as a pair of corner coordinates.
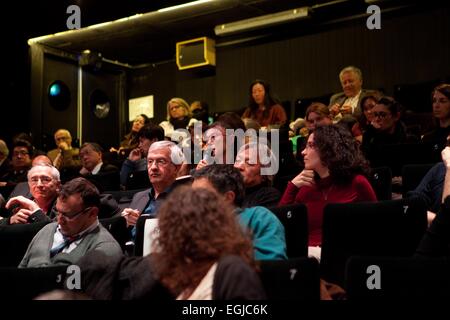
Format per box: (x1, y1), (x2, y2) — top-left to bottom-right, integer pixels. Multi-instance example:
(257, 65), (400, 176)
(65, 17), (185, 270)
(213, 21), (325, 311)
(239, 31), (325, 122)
(0, 140), (33, 199)
(47, 129), (81, 171)
(329, 66), (369, 122)
(192, 164), (287, 260)
(121, 141), (184, 238)
(7, 154), (54, 201)
(79, 142), (120, 192)
(1, 164), (60, 225)
(234, 142), (280, 208)
(120, 123), (164, 188)
(18, 177), (122, 268)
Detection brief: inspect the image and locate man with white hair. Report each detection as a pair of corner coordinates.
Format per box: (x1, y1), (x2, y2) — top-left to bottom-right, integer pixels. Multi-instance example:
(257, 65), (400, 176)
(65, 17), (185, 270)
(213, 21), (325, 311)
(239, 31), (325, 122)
(47, 129), (81, 170)
(121, 141), (184, 234)
(329, 66), (370, 121)
(234, 142), (280, 208)
(0, 164), (60, 225)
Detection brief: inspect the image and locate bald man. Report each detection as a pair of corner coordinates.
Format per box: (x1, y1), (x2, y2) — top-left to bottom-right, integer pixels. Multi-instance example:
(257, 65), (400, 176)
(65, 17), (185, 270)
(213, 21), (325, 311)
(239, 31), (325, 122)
(47, 129), (81, 171)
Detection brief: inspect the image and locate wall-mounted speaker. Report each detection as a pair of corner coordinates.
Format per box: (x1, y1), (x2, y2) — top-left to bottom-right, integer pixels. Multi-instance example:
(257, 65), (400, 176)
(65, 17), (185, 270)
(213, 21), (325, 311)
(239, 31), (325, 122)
(176, 37), (215, 70)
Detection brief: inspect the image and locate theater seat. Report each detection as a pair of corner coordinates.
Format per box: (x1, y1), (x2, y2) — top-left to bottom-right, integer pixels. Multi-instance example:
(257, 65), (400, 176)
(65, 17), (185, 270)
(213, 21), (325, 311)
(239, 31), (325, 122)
(320, 198), (427, 287)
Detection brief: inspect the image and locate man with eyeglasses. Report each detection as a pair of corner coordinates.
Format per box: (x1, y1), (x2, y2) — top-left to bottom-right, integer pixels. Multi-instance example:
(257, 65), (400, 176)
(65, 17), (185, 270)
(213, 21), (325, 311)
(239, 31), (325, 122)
(0, 164), (60, 225)
(121, 141), (184, 238)
(0, 140), (33, 199)
(18, 177), (121, 268)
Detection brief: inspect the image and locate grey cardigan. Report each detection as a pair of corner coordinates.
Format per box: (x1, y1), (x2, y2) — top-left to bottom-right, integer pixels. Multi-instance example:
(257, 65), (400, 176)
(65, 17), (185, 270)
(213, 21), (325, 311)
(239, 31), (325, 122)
(19, 221), (122, 268)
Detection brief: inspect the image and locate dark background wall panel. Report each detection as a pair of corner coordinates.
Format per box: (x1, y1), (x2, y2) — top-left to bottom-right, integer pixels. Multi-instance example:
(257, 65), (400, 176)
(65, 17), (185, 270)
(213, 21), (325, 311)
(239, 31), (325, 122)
(42, 55), (78, 150)
(81, 69), (121, 148)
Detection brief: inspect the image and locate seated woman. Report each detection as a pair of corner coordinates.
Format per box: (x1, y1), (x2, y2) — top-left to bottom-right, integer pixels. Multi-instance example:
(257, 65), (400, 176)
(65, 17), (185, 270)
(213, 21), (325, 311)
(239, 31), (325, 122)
(421, 83), (450, 163)
(242, 79), (287, 128)
(361, 96), (413, 163)
(294, 102), (333, 163)
(110, 114), (149, 157)
(351, 91), (381, 142)
(279, 124), (377, 259)
(152, 186), (266, 300)
(159, 97), (197, 140)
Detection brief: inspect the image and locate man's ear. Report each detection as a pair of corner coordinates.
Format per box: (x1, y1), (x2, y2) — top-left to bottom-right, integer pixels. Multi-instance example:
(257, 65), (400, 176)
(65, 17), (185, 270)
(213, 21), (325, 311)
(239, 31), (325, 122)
(223, 190), (236, 205)
(89, 206), (99, 217)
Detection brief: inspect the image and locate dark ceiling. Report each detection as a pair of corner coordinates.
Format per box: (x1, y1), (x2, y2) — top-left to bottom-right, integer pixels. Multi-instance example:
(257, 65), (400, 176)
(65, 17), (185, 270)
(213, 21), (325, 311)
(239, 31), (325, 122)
(26, 0), (397, 66)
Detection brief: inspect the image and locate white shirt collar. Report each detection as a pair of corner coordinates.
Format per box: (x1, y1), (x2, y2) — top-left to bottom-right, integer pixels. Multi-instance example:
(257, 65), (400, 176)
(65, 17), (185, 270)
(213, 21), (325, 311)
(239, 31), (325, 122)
(91, 162), (103, 175)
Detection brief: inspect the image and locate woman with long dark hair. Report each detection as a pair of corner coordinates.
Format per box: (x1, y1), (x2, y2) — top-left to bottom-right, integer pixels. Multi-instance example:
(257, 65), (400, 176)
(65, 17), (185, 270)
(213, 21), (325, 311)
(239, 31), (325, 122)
(242, 80), (287, 128)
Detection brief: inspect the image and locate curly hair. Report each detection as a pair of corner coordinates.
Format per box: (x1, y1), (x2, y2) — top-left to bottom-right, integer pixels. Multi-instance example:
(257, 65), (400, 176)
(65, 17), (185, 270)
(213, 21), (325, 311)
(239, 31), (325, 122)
(152, 186), (255, 297)
(313, 125), (370, 183)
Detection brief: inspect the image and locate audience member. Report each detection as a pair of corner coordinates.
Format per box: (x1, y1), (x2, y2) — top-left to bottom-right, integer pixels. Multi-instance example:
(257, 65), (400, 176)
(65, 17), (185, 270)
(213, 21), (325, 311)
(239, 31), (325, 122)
(234, 142), (280, 208)
(120, 141), (184, 238)
(0, 140), (33, 199)
(196, 114), (246, 170)
(1, 164), (60, 225)
(279, 125), (377, 259)
(120, 123), (164, 187)
(421, 84), (450, 162)
(190, 100), (210, 124)
(407, 139), (450, 225)
(242, 79), (287, 128)
(329, 66), (370, 122)
(0, 139), (10, 178)
(153, 186), (266, 300)
(18, 177), (122, 268)
(415, 146), (450, 258)
(192, 164), (287, 260)
(361, 96), (411, 163)
(351, 92), (382, 142)
(79, 142), (120, 192)
(295, 102), (333, 162)
(110, 114), (149, 157)
(47, 129), (81, 170)
(159, 97), (197, 140)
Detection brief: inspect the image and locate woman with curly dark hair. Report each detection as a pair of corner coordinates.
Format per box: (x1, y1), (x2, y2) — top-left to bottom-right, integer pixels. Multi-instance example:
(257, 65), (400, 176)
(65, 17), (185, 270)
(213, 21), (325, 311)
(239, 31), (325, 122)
(152, 186), (266, 300)
(242, 79), (287, 128)
(279, 124), (377, 259)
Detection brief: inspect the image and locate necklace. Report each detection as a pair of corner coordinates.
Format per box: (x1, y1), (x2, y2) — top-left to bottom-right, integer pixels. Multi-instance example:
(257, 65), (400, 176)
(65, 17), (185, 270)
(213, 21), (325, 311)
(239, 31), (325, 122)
(321, 184), (334, 201)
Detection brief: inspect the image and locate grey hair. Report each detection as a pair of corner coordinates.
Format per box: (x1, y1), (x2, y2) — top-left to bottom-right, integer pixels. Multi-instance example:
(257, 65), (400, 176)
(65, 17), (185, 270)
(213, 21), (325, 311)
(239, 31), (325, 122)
(27, 164), (61, 182)
(148, 140), (185, 165)
(339, 66), (363, 82)
(166, 97), (192, 120)
(237, 141), (278, 182)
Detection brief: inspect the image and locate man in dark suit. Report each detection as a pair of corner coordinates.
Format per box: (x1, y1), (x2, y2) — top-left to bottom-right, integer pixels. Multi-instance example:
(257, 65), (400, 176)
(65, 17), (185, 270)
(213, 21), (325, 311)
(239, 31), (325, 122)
(120, 141), (184, 238)
(79, 143), (120, 192)
(329, 66), (370, 122)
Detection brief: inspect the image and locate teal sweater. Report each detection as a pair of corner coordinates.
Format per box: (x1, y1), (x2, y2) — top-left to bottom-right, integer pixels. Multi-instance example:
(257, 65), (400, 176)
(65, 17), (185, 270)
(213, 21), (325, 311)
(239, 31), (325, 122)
(237, 206), (287, 260)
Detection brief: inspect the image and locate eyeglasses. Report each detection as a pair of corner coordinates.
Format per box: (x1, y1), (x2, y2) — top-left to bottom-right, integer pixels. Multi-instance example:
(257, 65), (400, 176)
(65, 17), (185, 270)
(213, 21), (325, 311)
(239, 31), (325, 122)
(54, 207), (91, 221)
(13, 150), (29, 157)
(29, 176), (53, 185)
(372, 112), (390, 119)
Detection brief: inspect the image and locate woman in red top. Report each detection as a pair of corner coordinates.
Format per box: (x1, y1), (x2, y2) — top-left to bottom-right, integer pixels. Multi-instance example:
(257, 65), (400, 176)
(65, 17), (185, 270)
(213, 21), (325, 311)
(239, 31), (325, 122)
(242, 80), (287, 128)
(279, 125), (377, 259)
